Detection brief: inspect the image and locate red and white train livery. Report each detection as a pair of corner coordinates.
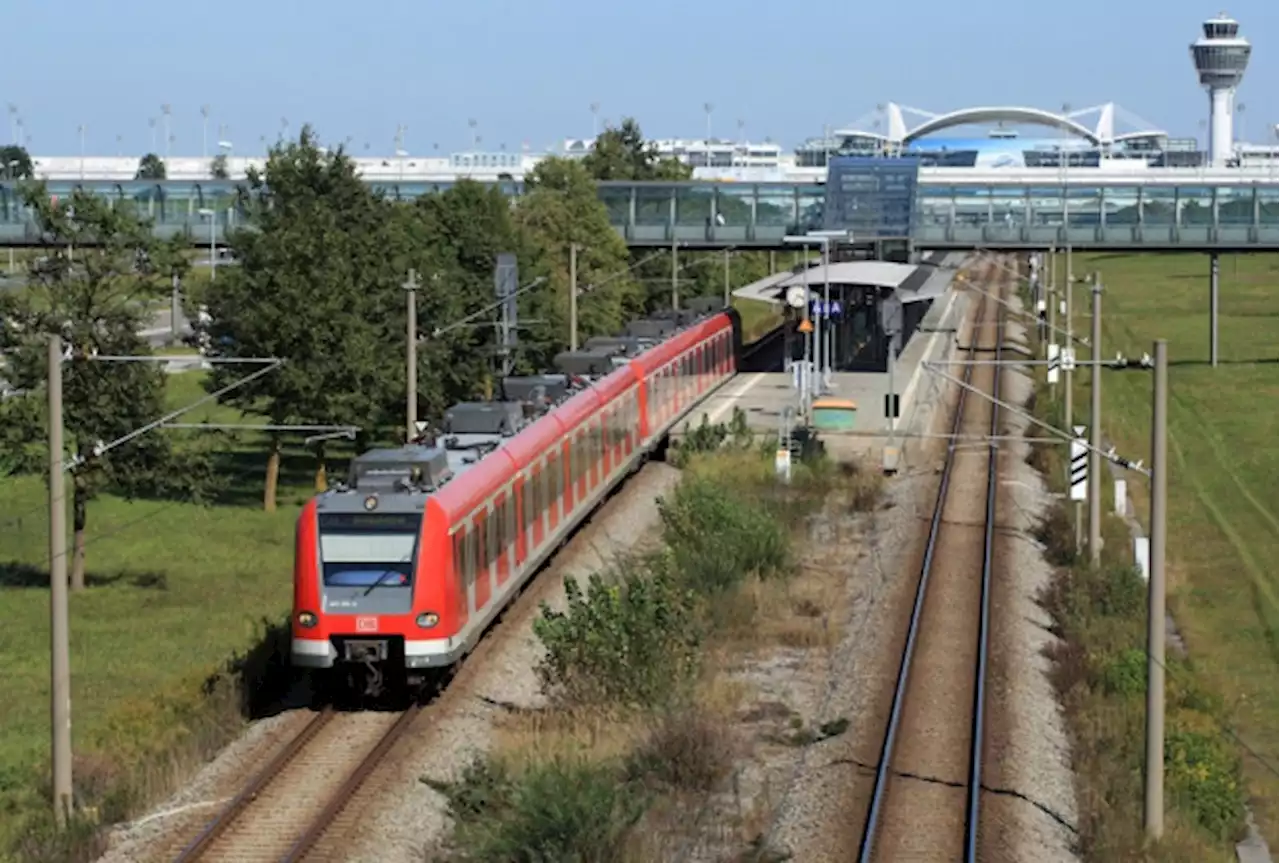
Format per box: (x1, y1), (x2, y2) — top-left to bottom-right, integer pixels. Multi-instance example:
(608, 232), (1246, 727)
(291, 308), (744, 692)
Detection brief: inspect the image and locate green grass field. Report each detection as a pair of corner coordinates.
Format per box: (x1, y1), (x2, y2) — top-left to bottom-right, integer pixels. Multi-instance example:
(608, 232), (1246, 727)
(0, 372), (324, 854)
(1061, 251), (1278, 845)
(1, 318), (787, 856)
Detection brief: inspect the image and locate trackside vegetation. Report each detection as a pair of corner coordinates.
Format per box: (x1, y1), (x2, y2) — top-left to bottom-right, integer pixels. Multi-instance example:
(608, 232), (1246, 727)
(1019, 254), (1266, 861)
(0, 118), (785, 863)
(425, 422), (883, 860)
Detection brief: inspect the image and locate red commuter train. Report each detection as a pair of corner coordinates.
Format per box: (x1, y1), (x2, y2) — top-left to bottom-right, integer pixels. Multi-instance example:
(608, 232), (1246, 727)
(291, 307), (744, 696)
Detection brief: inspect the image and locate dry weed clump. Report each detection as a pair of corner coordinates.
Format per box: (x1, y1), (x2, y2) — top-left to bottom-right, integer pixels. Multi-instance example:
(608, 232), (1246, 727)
(628, 706), (736, 792)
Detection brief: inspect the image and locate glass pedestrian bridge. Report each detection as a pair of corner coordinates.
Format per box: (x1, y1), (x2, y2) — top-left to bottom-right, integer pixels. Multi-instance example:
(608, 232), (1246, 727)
(0, 171), (1275, 251)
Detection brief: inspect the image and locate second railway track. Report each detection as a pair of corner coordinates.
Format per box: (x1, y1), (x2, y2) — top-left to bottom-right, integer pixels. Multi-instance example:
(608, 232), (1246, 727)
(857, 264), (1008, 863)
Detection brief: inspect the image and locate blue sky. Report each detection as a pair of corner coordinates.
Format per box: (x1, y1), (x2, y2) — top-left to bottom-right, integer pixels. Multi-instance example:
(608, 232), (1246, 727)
(5, 0), (1277, 156)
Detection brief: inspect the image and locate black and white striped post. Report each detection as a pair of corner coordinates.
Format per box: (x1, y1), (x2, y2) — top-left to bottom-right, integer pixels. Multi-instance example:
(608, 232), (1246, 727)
(1069, 424), (1088, 553)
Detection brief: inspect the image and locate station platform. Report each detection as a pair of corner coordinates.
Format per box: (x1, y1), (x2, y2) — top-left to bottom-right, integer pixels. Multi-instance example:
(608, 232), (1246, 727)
(678, 283), (971, 465)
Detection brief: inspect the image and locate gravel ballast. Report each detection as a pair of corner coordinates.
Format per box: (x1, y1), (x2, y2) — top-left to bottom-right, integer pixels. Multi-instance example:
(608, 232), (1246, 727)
(94, 461), (682, 863)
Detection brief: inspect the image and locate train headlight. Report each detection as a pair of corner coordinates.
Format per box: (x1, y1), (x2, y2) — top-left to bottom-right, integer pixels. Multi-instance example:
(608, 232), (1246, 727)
(416, 612), (439, 629)
(297, 611), (318, 628)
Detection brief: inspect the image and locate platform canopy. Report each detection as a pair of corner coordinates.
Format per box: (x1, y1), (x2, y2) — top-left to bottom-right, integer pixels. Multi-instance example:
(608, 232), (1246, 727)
(733, 253), (967, 306)
(733, 260), (920, 304)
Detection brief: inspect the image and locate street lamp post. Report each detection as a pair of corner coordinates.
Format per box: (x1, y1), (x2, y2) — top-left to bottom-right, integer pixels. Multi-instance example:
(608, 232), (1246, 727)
(197, 207), (217, 282)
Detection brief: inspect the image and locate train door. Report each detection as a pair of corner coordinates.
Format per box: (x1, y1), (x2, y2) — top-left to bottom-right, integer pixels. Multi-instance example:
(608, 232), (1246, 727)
(514, 475), (528, 567)
(546, 450), (560, 533)
(563, 435), (576, 515)
(624, 390), (635, 457)
(473, 508), (492, 611)
(530, 465), (544, 551)
(494, 490), (511, 587)
(462, 524), (479, 618)
(574, 428), (587, 502)
(451, 529), (471, 626)
(603, 406), (614, 477)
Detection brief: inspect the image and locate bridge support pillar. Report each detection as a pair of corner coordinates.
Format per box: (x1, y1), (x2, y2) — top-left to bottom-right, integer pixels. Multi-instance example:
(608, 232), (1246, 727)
(1209, 253), (1220, 367)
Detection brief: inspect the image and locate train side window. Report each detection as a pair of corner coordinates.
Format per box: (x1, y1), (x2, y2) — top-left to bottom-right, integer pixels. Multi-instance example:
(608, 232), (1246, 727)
(486, 501), (496, 560)
(545, 450), (555, 512)
(465, 526), (478, 585)
(452, 531), (465, 582)
(495, 498), (506, 555)
(521, 475), (532, 530)
(505, 492), (516, 550)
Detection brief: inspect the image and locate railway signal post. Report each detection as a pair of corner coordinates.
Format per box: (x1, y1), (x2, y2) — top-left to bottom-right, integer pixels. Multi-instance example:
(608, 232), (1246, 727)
(1069, 427), (1088, 553)
(1145, 338), (1169, 841)
(47, 334), (73, 826)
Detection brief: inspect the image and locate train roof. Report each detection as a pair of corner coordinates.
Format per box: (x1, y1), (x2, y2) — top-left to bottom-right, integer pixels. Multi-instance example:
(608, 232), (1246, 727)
(317, 303), (732, 520)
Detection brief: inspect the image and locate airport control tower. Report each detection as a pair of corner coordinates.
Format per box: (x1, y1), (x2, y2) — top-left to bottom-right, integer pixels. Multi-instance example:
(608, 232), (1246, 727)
(1191, 12), (1251, 167)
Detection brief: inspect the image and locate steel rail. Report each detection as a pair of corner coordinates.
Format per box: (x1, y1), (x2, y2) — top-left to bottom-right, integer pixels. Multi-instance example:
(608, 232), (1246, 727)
(965, 298), (1004, 860)
(173, 709), (335, 862)
(279, 703), (423, 862)
(855, 286), (991, 863)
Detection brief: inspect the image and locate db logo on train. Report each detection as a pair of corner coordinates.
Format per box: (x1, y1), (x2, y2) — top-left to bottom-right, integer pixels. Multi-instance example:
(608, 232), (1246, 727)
(356, 617), (379, 633)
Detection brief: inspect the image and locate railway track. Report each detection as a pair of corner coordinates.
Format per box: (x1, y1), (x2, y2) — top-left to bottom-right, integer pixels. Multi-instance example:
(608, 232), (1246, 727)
(173, 703), (422, 863)
(856, 267), (1006, 863)
(162, 322), (783, 863)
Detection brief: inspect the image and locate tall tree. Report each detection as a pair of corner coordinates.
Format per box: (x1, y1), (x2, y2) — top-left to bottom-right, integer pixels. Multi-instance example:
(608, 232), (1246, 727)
(515, 157), (642, 369)
(582, 118), (691, 182)
(0, 144), (34, 179)
(135, 153), (166, 180)
(203, 128), (406, 509)
(0, 184), (198, 589)
(412, 180), (526, 400)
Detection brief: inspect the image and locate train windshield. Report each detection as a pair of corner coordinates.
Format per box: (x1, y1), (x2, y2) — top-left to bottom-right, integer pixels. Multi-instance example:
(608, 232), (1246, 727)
(317, 512), (423, 588)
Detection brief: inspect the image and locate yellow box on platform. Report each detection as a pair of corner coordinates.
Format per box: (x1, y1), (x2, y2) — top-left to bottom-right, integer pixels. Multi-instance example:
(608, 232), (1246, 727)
(811, 398), (858, 432)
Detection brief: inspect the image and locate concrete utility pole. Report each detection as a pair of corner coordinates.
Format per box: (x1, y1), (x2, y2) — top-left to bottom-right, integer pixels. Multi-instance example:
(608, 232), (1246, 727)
(403, 269), (420, 442)
(1088, 274), (1103, 566)
(670, 237), (679, 311)
(1047, 246), (1057, 393)
(1209, 253), (1220, 367)
(47, 335), (72, 826)
(1064, 268), (1074, 431)
(569, 243), (579, 351)
(1145, 338), (1168, 840)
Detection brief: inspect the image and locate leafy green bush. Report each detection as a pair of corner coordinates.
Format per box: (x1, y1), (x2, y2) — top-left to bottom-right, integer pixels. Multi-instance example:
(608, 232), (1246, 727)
(1095, 647), (1146, 697)
(670, 408), (753, 467)
(533, 561), (702, 709)
(658, 474), (790, 595)
(1165, 726), (1246, 840)
(425, 754), (649, 863)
